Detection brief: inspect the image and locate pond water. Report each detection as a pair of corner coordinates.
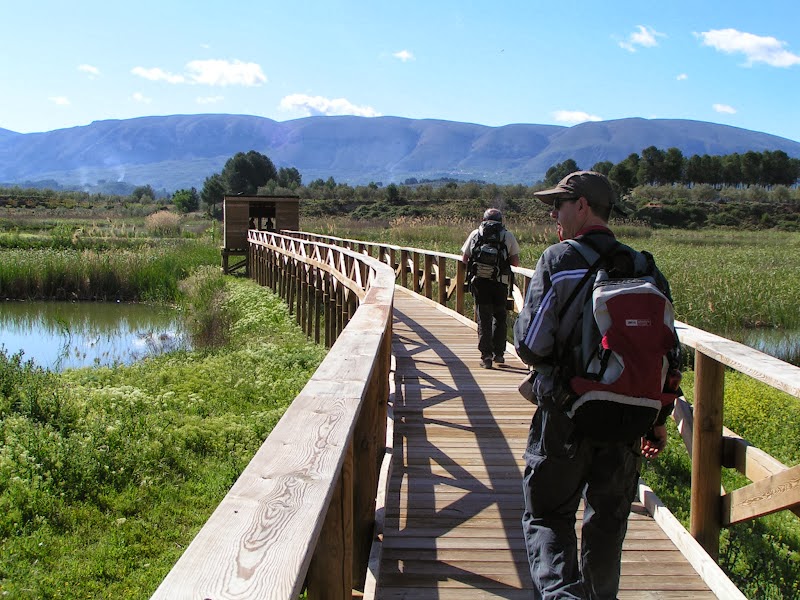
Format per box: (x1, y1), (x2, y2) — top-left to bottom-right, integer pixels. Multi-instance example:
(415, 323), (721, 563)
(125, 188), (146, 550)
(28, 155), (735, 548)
(0, 301), (189, 371)
(735, 328), (800, 367)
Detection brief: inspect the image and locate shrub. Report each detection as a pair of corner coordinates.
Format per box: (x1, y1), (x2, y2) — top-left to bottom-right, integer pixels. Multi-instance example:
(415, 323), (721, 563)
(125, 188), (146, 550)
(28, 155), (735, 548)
(145, 211), (181, 236)
(178, 266), (231, 348)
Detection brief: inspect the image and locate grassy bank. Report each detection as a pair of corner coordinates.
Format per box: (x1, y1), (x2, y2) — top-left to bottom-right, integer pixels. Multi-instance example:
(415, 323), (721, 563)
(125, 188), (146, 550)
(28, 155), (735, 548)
(0, 276), (326, 598)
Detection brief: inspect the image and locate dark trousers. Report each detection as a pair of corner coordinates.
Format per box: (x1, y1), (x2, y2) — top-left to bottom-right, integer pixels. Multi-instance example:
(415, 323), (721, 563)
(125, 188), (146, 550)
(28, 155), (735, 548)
(471, 279), (508, 359)
(522, 406), (641, 600)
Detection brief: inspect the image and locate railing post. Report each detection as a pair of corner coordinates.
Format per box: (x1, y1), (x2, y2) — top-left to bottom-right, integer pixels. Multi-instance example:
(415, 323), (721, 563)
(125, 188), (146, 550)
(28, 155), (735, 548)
(437, 256), (447, 306)
(456, 260), (467, 315)
(423, 254), (433, 299)
(307, 442), (354, 599)
(324, 276), (333, 348)
(413, 253), (421, 293)
(691, 349), (725, 561)
(400, 249), (409, 289)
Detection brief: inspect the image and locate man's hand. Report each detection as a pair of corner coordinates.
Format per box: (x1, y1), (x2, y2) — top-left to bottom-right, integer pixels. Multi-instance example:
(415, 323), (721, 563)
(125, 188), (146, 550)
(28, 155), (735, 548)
(641, 424), (668, 459)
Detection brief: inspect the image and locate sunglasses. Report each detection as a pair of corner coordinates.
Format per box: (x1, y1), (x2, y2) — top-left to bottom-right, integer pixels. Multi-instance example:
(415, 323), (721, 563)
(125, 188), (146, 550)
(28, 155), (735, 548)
(553, 196), (581, 210)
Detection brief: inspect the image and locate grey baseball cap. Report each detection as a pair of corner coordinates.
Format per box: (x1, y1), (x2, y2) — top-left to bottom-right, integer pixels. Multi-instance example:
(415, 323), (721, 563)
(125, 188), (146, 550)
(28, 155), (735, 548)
(483, 208), (502, 222)
(534, 171), (629, 215)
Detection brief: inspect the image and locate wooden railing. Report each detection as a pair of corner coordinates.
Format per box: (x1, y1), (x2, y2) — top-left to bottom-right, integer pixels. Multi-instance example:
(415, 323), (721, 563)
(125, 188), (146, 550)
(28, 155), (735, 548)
(152, 230), (799, 598)
(287, 231), (800, 561)
(151, 231), (395, 599)
(286, 231), (536, 316)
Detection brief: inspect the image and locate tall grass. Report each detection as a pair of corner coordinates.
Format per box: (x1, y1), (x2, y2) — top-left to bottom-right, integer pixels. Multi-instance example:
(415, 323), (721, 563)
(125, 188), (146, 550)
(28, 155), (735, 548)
(0, 242), (219, 302)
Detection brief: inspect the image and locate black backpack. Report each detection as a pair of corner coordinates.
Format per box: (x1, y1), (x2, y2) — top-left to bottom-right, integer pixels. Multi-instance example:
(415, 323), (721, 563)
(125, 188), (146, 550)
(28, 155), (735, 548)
(469, 220), (509, 281)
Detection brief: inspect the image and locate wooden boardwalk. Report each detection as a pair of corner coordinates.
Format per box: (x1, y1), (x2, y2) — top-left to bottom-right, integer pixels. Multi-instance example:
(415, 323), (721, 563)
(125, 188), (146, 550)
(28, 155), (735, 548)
(373, 289), (717, 599)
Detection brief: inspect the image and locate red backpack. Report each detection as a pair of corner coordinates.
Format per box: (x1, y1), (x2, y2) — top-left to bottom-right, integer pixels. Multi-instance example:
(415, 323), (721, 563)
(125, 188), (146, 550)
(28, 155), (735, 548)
(558, 239), (680, 442)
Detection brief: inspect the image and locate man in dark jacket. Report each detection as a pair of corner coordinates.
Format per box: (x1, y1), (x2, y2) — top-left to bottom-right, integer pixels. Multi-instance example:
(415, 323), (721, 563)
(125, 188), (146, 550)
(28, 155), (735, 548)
(462, 208), (520, 368)
(513, 171), (680, 599)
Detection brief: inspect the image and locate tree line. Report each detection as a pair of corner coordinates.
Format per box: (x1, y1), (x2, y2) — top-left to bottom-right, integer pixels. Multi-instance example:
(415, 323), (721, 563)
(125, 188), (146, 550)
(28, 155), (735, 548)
(547, 147), (800, 193)
(3, 145), (799, 230)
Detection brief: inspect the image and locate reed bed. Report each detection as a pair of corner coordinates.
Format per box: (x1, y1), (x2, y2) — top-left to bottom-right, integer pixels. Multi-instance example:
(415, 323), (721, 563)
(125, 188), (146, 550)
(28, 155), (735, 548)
(0, 242), (219, 302)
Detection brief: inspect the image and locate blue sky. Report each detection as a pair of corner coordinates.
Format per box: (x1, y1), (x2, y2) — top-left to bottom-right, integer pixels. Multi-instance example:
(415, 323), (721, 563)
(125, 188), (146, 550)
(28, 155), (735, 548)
(3, 0), (800, 143)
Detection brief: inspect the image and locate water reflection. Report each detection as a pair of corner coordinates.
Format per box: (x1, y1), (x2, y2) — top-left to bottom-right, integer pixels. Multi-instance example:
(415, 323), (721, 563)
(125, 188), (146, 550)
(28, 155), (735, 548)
(737, 328), (800, 367)
(0, 301), (189, 371)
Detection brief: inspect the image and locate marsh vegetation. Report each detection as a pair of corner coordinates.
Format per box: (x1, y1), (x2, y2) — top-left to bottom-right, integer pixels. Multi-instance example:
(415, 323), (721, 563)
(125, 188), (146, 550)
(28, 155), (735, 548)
(1, 201), (798, 598)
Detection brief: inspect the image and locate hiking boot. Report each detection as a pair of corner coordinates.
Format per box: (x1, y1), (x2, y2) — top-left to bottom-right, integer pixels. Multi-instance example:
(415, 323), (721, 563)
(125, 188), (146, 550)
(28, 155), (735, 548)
(480, 358), (493, 369)
(493, 354), (505, 364)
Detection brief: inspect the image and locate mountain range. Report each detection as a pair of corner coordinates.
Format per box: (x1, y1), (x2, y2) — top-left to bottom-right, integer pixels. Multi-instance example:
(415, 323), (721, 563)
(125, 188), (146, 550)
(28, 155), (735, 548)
(1, 114), (799, 192)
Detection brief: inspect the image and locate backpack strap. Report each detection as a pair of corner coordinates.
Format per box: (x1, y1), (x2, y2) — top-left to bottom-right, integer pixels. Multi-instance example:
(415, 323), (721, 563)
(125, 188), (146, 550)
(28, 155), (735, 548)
(552, 238), (619, 396)
(556, 238), (614, 320)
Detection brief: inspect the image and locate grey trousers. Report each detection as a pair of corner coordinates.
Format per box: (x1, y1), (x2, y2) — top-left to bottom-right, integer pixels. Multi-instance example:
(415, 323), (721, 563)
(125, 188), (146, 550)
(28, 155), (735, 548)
(522, 406), (641, 599)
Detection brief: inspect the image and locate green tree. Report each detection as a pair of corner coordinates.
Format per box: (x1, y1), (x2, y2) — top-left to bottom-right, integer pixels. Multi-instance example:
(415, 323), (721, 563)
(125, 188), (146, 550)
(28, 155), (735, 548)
(662, 147), (685, 184)
(131, 184), (156, 202)
(608, 154), (640, 193)
(201, 173), (225, 218)
(761, 150), (795, 186)
(386, 183), (403, 205)
(637, 146), (666, 185)
(544, 159), (580, 185)
(720, 153), (742, 187)
(221, 151), (278, 194)
(741, 151), (762, 186)
(591, 161), (614, 176)
(172, 187), (200, 213)
(277, 167), (302, 188)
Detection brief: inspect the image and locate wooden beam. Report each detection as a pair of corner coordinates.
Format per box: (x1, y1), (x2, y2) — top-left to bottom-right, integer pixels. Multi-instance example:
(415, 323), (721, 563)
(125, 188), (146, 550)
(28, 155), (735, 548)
(690, 350), (725, 561)
(638, 481), (747, 600)
(722, 464), (800, 526)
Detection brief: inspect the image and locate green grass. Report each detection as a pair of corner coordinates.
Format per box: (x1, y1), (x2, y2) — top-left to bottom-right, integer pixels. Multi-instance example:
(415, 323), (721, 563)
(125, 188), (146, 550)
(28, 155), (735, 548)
(0, 276), (326, 598)
(641, 371), (800, 599)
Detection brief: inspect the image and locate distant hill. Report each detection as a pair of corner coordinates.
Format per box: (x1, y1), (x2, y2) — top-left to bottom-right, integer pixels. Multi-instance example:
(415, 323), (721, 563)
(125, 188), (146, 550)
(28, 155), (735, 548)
(1, 114), (799, 192)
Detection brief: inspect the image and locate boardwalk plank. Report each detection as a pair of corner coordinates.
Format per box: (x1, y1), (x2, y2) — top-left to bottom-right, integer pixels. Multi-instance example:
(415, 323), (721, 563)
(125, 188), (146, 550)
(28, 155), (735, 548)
(373, 292), (721, 599)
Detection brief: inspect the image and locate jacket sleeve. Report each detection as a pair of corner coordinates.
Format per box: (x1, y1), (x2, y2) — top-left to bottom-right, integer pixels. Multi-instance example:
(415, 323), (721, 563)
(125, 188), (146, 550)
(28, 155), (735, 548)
(513, 251), (558, 367)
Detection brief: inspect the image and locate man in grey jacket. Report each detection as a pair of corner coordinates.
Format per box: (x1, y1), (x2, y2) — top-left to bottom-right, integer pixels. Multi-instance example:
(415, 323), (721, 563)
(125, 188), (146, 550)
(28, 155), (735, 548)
(513, 171), (679, 599)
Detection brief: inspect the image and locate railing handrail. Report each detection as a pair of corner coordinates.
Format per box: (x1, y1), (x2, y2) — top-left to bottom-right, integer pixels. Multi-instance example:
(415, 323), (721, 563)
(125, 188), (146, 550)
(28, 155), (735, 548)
(152, 232), (395, 599)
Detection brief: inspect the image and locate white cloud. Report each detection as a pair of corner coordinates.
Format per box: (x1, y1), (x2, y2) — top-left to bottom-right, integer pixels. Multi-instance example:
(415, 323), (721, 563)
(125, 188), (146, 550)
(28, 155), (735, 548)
(698, 29), (800, 67)
(280, 93), (381, 117)
(713, 103), (737, 114)
(196, 95), (225, 105)
(49, 96), (70, 106)
(553, 110), (602, 124)
(132, 92), (152, 104)
(131, 59), (266, 86)
(619, 25), (665, 52)
(185, 59), (266, 86)
(131, 66), (186, 84)
(392, 49), (415, 62)
(78, 64), (100, 78)
(676, 73), (688, 81)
